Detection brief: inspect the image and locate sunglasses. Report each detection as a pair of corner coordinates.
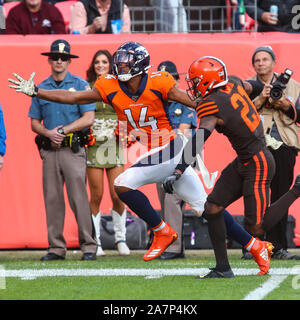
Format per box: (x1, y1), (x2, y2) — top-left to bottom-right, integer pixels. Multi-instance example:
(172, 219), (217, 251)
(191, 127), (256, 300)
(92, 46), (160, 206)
(50, 55), (70, 62)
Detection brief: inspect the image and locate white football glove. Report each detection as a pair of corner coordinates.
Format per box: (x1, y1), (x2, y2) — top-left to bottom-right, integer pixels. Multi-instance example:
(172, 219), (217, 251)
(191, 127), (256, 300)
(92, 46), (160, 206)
(8, 72), (38, 97)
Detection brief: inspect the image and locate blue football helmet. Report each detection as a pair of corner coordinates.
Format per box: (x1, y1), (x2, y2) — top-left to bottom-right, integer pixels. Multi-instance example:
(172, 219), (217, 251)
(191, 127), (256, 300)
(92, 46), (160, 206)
(112, 42), (151, 82)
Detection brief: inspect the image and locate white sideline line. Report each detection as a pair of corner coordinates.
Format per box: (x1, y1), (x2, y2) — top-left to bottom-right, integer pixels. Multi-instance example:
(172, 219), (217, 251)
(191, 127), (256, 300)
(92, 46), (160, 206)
(243, 275), (288, 300)
(3, 267), (296, 278)
(3, 268), (294, 299)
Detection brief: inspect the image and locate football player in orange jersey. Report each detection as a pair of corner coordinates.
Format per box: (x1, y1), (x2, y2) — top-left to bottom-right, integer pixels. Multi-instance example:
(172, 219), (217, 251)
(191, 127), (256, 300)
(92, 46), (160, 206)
(9, 42), (272, 267)
(9, 41), (207, 261)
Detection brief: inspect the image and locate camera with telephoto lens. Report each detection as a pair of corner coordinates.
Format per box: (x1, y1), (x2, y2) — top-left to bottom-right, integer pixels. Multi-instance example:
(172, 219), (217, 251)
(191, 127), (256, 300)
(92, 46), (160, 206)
(270, 68), (293, 100)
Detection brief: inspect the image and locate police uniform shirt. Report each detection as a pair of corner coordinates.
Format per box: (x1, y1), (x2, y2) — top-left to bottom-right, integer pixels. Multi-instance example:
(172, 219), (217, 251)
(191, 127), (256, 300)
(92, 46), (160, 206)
(168, 101), (197, 134)
(28, 71), (96, 130)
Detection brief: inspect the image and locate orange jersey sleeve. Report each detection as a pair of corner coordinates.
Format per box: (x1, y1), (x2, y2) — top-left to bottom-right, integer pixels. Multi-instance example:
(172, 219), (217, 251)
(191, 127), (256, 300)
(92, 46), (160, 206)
(94, 74), (118, 104)
(148, 70), (176, 100)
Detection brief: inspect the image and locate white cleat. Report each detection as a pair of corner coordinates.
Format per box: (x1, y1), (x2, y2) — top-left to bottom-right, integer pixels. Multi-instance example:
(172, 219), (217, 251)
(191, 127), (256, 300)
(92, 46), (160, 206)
(117, 241), (130, 256)
(96, 246), (106, 256)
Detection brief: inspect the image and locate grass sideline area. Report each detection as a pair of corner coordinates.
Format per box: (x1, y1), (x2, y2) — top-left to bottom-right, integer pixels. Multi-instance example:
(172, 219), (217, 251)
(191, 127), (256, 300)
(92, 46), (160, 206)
(0, 249), (299, 301)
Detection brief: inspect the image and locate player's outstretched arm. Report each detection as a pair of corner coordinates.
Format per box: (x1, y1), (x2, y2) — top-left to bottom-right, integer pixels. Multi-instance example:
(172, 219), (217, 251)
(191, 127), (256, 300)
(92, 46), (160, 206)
(9, 73), (101, 105)
(167, 86), (198, 109)
(36, 87), (101, 105)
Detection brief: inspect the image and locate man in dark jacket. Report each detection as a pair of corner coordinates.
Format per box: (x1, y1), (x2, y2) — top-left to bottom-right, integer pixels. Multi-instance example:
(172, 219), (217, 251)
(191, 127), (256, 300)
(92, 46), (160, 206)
(5, 0), (66, 34)
(245, 0), (300, 33)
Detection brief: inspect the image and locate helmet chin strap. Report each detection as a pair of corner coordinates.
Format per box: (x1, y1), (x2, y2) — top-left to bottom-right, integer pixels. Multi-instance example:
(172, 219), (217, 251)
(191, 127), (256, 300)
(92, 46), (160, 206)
(205, 80), (215, 96)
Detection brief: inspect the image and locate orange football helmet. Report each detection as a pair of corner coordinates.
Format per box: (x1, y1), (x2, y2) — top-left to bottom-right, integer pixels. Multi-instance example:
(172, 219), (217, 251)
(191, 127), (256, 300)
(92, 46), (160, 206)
(186, 56), (228, 100)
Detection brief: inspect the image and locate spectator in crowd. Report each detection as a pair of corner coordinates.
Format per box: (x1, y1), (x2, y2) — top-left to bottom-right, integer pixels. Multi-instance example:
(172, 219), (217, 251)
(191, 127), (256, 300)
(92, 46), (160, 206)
(244, 0), (300, 33)
(245, 46), (300, 259)
(5, 0), (66, 34)
(152, 0), (188, 33)
(0, 104), (6, 171)
(156, 60), (197, 260)
(86, 49), (130, 256)
(27, 39), (97, 261)
(70, 0), (131, 34)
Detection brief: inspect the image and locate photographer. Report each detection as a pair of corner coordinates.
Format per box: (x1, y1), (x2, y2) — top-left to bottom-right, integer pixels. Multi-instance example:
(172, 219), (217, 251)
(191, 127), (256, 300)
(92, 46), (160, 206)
(245, 46), (300, 260)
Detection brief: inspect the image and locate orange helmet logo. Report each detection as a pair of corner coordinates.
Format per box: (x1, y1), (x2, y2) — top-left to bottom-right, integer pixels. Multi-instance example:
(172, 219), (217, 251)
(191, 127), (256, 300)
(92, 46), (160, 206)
(186, 56), (228, 100)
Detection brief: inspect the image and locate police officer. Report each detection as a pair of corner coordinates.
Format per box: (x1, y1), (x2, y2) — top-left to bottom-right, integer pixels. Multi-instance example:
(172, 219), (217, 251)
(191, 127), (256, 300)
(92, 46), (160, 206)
(28, 39), (97, 261)
(156, 60), (197, 260)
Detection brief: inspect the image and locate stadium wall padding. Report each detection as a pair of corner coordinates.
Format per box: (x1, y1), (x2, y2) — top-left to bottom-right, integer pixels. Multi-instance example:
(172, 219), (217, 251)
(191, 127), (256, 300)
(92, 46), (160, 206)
(0, 32), (300, 248)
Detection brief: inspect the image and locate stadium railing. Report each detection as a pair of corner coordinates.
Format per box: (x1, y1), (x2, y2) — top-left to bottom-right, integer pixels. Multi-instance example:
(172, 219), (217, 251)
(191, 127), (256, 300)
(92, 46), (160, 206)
(125, 1), (257, 33)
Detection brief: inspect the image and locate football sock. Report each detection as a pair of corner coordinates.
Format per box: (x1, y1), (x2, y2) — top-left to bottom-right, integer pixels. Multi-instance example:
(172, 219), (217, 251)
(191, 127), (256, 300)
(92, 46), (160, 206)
(118, 190), (162, 228)
(203, 210), (230, 272)
(262, 188), (299, 232)
(244, 237), (256, 251)
(152, 220), (166, 231)
(222, 210), (252, 248)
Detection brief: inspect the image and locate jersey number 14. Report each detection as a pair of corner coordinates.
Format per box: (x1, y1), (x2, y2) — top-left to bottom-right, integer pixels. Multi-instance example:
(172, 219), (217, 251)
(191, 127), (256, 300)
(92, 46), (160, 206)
(124, 107), (158, 130)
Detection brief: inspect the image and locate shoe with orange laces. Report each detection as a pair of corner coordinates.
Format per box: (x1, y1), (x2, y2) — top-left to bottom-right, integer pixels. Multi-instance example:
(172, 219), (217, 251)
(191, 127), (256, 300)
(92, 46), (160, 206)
(250, 239), (274, 275)
(143, 223), (178, 261)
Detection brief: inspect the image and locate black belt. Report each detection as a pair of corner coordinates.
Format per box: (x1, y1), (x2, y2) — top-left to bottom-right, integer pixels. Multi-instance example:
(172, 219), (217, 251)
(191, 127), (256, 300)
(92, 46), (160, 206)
(35, 131), (89, 153)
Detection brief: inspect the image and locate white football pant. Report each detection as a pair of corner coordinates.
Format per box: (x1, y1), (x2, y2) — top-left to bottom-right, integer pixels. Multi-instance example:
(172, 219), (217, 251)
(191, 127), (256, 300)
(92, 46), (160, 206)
(114, 135), (207, 216)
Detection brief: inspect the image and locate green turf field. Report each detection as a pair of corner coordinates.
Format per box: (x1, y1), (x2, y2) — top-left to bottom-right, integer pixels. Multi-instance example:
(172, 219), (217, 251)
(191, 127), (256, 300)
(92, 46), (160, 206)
(0, 249), (299, 300)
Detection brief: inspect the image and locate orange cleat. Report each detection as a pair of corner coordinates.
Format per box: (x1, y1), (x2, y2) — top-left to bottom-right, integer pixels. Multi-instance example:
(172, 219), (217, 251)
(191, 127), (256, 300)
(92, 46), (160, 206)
(143, 223), (178, 261)
(250, 239), (274, 275)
